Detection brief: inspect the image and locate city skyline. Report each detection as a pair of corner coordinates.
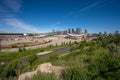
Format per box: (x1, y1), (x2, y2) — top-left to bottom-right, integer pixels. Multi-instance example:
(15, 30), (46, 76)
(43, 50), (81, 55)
(0, 0), (120, 33)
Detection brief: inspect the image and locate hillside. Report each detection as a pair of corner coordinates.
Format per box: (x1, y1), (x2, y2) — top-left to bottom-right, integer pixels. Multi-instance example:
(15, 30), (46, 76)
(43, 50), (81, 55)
(31, 36), (120, 80)
(0, 36), (120, 80)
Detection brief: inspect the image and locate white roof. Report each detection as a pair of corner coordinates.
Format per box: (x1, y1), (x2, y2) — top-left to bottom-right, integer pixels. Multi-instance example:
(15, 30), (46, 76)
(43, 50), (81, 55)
(67, 33), (85, 37)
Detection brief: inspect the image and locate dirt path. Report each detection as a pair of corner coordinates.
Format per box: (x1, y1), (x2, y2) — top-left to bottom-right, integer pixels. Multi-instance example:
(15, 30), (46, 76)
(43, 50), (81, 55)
(37, 51), (53, 56)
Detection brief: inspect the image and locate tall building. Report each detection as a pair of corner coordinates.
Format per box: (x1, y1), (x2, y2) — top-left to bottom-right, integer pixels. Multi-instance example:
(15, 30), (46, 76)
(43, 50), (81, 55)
(76, 27), (81, 34)
(68, 29), (71, 33)
(72, 28), (75, 34)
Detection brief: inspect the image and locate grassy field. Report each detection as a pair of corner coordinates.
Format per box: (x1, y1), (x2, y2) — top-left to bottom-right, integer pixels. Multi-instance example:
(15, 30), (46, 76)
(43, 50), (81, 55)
(0, 36), (120, 80)
(31, 36), (120, 80)
(0, 41), (75, 80)
(0, 42), (71, 62)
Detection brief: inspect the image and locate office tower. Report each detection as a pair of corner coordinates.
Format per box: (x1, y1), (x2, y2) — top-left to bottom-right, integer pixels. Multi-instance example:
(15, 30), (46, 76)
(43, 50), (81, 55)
(68, 29), (71, 33)
(76, 27), (81, 34)
(72, 28), (75, 33)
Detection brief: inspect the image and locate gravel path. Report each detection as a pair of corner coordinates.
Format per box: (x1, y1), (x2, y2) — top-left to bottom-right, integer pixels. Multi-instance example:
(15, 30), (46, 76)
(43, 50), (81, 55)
(37, 51), (53, 56)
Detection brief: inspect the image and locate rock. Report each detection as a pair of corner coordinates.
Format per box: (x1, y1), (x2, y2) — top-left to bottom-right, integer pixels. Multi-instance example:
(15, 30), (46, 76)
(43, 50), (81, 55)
(0, 62), (5, 65)
(18, 62), (66, 80)
(18, 71), (37, 80)
(36, 62), (52, 73)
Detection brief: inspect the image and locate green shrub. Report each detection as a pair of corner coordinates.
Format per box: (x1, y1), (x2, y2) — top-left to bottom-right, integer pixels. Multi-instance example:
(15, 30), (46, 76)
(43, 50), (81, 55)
(48, 45), (54, 48)
(23, 47), (26, 51)
(19, 47), (23, 52)
(26, 54), (38, 65)
(71, 50), (82, 56)
(31, 72), (58, 80)
(39, 48), (44, 52)
(1, 36), (120, 80)
(107, 43), (120, 55)
(69, 41), (72, 45)
(0, 64), (6, 79)
(5, 60), (19, 79)
(70, 44), (78, 51)
(63, 67), (90, 80)
(18, 47), (26, 52)
(11, 44), (17, 48)
(49, 53), (59, 61)
(88, 55), (120, 80)
(74, 41), (78, 44)
(23, 43), (27, 47)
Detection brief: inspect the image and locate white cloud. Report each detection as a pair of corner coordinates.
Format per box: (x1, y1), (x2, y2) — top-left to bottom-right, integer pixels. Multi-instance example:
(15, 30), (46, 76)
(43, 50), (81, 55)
(62, 1), (101, 18)
(0, 0), (40, 33)
(5, 18), (40, 33)
(4, 0), (22, 12)
(80, 1), (101, 12)
(0, 0), (23, 20)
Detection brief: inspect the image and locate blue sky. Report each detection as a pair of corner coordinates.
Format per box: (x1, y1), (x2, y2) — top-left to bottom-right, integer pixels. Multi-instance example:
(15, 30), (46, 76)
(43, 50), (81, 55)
(0, 0), (120, 33)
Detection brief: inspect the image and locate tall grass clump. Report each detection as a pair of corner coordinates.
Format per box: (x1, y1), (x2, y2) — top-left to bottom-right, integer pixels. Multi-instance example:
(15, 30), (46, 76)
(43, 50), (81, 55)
(62, 66), (90, 80)
(30, 72), (58, 80)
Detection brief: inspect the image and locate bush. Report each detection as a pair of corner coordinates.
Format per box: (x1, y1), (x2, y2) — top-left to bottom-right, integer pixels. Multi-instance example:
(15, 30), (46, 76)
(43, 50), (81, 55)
(39, 48), (44, 52)
(69, 41), (72, 45)
(19, 47), (23, 52)
(63, 67), (90, 80)
(11, 44), (17, 48)
(70, 50), (83, 56)
(23, 47), (26, 51)
(88, 55), (120, 80)
(18, 47), (26, 52)
(49, 53), (59, 61)
(107, 43), (120, 55)
(5, 60), (19, 79)
(31, 72), (58, 80)
(70, 44), (78, 51)
(26, 54), (38, 65)
(0, 64), (6, 79)
(48, 45), (54, 48)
